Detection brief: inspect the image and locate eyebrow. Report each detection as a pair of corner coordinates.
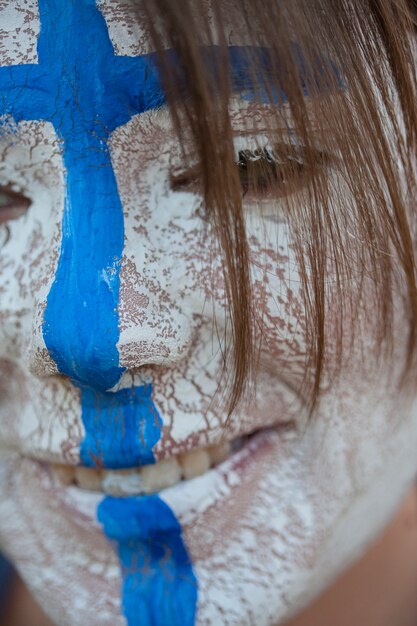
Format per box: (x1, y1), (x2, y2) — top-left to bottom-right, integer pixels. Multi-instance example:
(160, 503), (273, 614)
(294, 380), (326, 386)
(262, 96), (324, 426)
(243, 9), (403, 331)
(156, 46), (288, 104)
(153, 44), (341, 114)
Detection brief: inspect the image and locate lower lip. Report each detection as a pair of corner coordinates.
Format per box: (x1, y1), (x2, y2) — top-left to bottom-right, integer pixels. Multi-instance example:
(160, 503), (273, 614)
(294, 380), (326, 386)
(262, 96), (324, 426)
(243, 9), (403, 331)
(37, 424), (296, 530)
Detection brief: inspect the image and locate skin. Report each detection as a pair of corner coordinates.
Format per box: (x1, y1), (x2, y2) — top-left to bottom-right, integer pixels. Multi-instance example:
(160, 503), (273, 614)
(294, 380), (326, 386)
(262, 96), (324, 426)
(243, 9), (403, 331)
(1, 3), (417, 626)
(284, 482), (417, 626)
(5, 482), (417, 626)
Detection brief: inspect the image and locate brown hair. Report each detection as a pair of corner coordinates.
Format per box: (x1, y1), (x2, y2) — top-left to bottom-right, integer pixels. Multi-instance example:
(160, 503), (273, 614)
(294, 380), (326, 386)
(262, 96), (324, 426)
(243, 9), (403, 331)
(138, 0), (417, 414)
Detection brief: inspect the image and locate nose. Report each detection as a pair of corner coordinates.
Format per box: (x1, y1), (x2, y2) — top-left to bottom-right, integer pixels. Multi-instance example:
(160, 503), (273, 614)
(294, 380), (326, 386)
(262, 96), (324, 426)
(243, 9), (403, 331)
(34, 161), (194, 391)
(38, 152), (121, 390)
(116, 248), (194, 371)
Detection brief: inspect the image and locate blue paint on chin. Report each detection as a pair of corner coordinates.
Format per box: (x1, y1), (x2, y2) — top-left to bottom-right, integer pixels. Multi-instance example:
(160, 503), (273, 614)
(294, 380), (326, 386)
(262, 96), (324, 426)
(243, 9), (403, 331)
(98, 495), (198, 626)
(80, 385), (162, 469)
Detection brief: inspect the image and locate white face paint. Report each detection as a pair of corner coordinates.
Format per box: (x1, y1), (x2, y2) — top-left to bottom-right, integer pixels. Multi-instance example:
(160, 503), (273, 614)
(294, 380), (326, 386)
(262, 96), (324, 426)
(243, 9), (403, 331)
(1, 3), (417, 626)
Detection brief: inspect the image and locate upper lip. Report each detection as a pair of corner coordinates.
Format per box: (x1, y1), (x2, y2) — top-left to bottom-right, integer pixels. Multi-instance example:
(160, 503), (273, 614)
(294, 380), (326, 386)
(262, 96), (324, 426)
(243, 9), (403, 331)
(9, 372), (304, 469)
(19, 419), (297, 470)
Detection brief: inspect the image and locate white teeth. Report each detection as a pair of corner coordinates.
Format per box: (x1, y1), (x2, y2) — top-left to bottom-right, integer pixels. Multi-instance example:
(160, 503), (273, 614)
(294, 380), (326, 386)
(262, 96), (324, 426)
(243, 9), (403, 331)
(179, 448), (210, 480)
(140, 457), (182, 494)
(53, 463), (75, 486)
(52, 438), (238, 495)
(102, 468), (142, 496)
(75, 466), (102, 491)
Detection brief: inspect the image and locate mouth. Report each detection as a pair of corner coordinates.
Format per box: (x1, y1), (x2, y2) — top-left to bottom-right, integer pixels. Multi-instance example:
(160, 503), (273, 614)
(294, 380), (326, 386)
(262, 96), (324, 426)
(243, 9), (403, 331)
(51, 434), (255, 496)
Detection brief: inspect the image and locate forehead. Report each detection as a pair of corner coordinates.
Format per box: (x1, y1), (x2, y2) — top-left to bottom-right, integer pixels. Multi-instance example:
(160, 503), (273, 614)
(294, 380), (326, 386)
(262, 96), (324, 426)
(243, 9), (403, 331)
(0, 0), (151, 64)
(97, 0), (151, 56)
(0, 1), (40, 65)
(0, 0), (281, 139)
(0, 0), (258, 65)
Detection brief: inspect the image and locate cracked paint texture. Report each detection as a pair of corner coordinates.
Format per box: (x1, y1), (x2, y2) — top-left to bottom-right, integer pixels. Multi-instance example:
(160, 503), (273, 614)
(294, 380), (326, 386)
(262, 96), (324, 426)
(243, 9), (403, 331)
(1, 3), (417, 626)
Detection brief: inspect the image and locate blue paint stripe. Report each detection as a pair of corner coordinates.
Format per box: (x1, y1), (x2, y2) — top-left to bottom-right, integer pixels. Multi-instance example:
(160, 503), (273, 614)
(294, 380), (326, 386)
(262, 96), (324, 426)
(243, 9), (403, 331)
(35, 1), (161, 392)
(98, 496), (198, 626)
(80, 385), (162, 468)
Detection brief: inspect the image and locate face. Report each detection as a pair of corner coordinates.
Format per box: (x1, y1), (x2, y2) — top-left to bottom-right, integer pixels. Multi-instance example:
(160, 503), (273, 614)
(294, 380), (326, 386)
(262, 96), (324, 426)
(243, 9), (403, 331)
(1, 2), (417, 626)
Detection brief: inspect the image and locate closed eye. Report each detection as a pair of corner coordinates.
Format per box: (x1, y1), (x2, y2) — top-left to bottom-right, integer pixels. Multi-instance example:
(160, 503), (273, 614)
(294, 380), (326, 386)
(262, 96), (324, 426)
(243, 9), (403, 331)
(170, 143), (329, 200)
(0, 185), (31, 223)
(170, 163), (202, 195)
(237, 143), (327, 200)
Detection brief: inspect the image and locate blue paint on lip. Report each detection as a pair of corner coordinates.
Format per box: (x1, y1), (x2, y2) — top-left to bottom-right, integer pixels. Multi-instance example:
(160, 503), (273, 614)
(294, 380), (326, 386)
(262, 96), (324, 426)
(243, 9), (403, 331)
(80, 385), (162, 468)
(98, 495), (198, 626)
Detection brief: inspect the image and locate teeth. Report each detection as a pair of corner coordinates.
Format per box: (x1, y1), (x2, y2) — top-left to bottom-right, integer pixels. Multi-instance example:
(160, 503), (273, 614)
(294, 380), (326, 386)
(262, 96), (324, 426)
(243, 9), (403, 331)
(207, 441), (231, 466)
(179, 448), (210, 480)
(52, 437), (239, 496)
(140, 457), (182, 494)
(75, 466), (102, 491)
(102, 468), (142, 496)
(53, 463), (75, 486)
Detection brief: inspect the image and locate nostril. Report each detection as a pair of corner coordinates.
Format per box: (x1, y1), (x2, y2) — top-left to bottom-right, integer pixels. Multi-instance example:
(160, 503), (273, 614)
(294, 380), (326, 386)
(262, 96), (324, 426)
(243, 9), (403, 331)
(28, 348), (59, 378)
(28, 324), (60, 379)
(117, 325), (193, 370)
(117, 280), (195, 370)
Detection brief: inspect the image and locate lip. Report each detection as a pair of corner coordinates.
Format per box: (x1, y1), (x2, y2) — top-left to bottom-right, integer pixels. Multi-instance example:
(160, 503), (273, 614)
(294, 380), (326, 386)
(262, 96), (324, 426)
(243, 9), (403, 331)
(33, 422), (297, 531)
(18, 402), (298, 467)
(6, 370), (305, 470)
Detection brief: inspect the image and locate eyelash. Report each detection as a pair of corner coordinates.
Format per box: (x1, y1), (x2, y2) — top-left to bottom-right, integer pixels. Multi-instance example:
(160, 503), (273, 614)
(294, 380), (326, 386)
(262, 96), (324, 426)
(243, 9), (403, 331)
(238, 145), (307, 200)
(170, 143), (328, 200)
(0, 144), (326, 231)
(0, 184), (31, 224)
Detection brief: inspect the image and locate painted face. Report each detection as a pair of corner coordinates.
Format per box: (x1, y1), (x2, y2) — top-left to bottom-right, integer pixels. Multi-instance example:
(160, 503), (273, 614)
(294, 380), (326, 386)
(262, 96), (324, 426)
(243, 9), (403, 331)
(1, 2), (417, 626)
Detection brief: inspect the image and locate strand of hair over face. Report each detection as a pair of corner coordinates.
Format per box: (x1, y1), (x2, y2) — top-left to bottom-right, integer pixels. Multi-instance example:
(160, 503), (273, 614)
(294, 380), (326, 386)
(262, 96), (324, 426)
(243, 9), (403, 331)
(137, 0), (417, 416)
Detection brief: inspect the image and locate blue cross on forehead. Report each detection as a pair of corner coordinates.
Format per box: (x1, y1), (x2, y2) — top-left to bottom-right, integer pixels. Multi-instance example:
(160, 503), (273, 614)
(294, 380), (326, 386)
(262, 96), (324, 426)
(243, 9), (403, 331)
(0, 0), (166, 392)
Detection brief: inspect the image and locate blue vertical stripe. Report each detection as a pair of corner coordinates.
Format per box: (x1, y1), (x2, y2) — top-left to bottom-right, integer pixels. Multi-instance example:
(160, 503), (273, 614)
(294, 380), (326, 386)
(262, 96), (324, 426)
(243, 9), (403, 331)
(98, 496), (198, 626)
(80, 386), (162, 468)
(0, 2), (198, 623)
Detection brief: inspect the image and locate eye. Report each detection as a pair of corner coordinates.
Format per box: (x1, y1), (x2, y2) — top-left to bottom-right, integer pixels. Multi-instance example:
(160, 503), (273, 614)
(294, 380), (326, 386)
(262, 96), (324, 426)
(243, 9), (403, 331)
(170, 143), (328, 200)
(237, 144), (326, 200)
(0, 185), (31, 223)
(170, 164), (202, 195)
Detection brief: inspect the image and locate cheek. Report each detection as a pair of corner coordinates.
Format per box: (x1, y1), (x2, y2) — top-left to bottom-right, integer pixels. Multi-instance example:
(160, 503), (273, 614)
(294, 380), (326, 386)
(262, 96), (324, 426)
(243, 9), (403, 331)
(246, 213), (308, 380)
(0, 120), (64, 364)
(0, 121), (74, 456)
(110, 114), (223, 373)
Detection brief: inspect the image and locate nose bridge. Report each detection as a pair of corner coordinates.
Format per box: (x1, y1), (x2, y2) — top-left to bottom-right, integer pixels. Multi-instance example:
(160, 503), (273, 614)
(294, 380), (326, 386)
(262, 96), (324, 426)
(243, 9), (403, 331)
(42, 136), (126, 392)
